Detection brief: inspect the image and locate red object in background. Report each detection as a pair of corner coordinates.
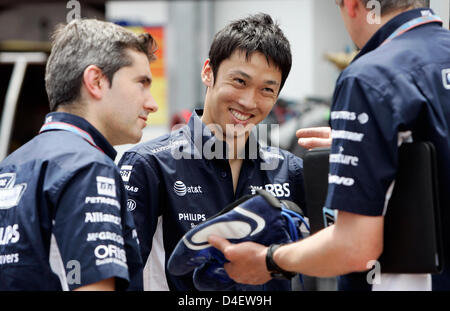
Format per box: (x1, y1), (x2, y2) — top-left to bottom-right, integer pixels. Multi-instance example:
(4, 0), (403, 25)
(170, 109), (192, 128)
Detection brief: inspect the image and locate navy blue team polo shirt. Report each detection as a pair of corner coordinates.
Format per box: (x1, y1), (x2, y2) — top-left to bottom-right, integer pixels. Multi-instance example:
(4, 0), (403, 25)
(118, 109), (306, 291)
(0, 112), (143, 290)
(324, 9), (450, 290)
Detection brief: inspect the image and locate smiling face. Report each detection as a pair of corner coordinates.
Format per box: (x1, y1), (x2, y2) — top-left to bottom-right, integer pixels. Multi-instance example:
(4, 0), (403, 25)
(201, 50), (282, 140)
(101, 49), (158, 145)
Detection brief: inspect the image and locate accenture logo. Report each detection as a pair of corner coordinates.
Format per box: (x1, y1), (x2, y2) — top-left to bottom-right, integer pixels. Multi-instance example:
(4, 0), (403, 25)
(174, 181), (187, 196)
(173, 180), (203, 197)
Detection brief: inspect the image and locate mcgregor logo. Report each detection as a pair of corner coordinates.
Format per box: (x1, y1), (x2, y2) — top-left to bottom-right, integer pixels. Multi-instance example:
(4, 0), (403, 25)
(174, 181), (187, 197)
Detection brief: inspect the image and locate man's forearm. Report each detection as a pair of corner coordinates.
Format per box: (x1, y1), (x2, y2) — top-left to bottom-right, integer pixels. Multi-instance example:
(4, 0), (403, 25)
(275, 212), (384, 277)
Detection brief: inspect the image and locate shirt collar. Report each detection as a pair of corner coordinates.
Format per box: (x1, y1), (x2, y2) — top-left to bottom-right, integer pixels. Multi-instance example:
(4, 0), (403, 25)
(352, 8), (439, 63)
(40, 112), (117, 160)
(186, 109), (263, 161)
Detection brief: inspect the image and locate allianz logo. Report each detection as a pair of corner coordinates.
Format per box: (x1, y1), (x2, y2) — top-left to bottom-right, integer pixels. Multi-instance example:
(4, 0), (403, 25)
(173, 180), (203, 197)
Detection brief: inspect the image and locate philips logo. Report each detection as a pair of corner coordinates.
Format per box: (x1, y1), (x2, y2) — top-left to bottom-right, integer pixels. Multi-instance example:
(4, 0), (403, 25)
(443, 69), (450, 90)
(0, 224), (20, 246)
(173, 180), (203, 197)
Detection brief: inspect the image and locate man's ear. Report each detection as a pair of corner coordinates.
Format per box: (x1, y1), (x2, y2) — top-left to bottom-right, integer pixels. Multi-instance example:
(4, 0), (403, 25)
(201, 59), (214, 87)
(82, 65), (108, 100)
(343, 0), (359, 18)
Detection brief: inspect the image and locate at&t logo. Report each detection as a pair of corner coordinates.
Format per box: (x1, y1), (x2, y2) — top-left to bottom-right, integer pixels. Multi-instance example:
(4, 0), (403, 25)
(173, 180), (203, 197)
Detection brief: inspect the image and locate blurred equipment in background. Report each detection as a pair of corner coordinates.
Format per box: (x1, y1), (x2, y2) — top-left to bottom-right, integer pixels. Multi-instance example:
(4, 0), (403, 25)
(325, 49), (359, 71)
(170, 109), (192, 129)
(267, 97), (331, 159)
(0, 0), (106, 160)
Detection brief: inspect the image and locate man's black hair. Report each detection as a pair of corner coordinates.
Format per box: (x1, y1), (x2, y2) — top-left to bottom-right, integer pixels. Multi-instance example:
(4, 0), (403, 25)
(208, 13), (292, 94)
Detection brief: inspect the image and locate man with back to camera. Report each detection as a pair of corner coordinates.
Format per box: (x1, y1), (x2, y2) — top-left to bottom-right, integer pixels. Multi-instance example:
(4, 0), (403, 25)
(118, 13), (307, 291)
(208, 0), (450, 291)
(0, 19), (158, 290)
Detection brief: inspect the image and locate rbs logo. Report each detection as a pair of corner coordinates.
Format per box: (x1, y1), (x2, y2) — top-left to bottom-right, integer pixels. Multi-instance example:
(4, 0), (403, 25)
(250, 183), (290, 198)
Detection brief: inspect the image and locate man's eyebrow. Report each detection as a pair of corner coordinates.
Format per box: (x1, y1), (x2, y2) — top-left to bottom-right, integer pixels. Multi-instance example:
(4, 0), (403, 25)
(136, 75), (152, 84)
(229, 70), (279, 86)
(229, 70), (251, 80)
(264, 80), (280, 86)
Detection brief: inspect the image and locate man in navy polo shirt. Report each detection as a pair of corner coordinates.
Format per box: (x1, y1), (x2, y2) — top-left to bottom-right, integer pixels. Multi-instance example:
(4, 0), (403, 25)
(0, 19), (158, 290)
(208, 0), (450, 291)
(118, 13), (306, 291)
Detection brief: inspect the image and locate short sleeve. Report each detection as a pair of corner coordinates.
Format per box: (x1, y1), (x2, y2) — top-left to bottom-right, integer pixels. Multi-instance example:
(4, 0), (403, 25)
(325, 77), (399, 216)
(52, 162), (140, 290)
(118, 151), (162, 265)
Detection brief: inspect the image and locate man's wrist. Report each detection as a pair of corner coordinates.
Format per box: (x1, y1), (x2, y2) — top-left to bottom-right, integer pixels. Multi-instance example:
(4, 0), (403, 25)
(265, 244), (296, 279)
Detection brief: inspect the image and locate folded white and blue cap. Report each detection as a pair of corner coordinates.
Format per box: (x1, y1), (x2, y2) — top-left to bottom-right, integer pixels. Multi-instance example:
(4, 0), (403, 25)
(167, 189), (309, 290)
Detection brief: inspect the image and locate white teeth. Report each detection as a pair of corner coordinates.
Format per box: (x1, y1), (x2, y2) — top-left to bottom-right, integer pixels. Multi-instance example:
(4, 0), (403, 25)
(230, 109), (251, 121)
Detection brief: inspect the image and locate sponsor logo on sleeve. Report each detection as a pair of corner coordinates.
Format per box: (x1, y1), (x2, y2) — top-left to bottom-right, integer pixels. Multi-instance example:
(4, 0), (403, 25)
(85, 196), (121, 209)
(357, 113), (369, 124)
(331, 111), (369, 124)
(330, 147), (359, 166)
(443, 69), (450, 90)
(150, 139), (189, 154)
(94, 244), (128, 268)
(86, 231), (124, 245)
(85, 212), (121, 227)
(96, 176), (116, 197)
(127, 199), (136, 212)
(331, 111), (356, 121)
(0, 224), (20, 245)
(119, 165), (133, 182)
(124, 185), (139, 193)
(331, 130), (364, 142)
(0, 173), (27, 210)
(0, 253), (19, 265)
(328, 174), (355, 186)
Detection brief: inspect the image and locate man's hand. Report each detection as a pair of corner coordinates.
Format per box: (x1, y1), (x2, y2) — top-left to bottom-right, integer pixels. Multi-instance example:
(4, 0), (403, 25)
(296, 127), (331, 149)
(208, 235), (271, 285)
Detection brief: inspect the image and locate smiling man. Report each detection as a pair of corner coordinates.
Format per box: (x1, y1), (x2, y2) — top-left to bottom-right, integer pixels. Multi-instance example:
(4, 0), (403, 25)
(118, 13), (306, 291)
(0, 19), (158, 291)
(209, 0), (450, 292)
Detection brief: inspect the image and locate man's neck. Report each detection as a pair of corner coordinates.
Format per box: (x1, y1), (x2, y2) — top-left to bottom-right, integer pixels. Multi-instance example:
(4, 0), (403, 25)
(358, 6), (415, 48)
(56, 103), (110, 144)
